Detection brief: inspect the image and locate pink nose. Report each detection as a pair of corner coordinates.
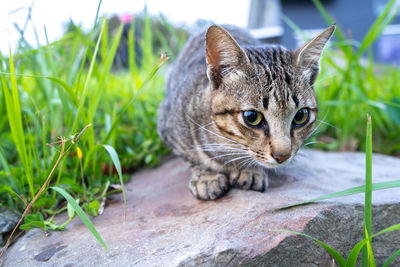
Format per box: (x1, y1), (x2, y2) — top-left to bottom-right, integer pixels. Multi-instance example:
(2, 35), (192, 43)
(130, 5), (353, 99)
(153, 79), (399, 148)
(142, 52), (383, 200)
(271, 152), (291, 164)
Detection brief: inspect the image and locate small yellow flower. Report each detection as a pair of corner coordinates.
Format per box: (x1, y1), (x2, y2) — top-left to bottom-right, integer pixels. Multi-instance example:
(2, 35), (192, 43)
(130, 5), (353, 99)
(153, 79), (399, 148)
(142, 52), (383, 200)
(76, 146), (83, 159)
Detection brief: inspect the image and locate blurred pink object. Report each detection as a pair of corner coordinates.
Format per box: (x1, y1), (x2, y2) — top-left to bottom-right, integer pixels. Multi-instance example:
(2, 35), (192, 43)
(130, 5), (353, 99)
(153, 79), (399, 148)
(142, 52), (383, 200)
(119, 14), (133, 24)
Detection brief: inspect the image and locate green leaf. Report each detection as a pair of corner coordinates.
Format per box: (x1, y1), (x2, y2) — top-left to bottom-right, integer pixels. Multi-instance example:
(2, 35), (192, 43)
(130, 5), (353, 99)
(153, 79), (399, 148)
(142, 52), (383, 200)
(0, 72), (79, 107)
(24, 212), (44, 223)
(0, 147), (17, 191)
(67, 199), (79, 218)
(311, 0), (350, 57)
(84, 200), (100, 217)
(279, 180), (400, 209)
(273, 229), (346, 266)
(102, 54), (167, 144)
(144, 154), (153, 164)
(2, 52), (35, 198)
(362, 115), (373, 266)
(51, 186), (108, 250)
(70, 19), (105, 134)
(34, 197), (57, 209)
(45, 221), (65, 231)
(383, 248), (400, 267)
(364, 225), (376, 267)
(19, 224), (34, 230)
(29, 221), (46, 229)
(346, 223), (400, 266)
(20, 212), (46, 230)
(385, 97), (400, 126)
(102, 145), (126, 220)
(356, 0), (399, 60)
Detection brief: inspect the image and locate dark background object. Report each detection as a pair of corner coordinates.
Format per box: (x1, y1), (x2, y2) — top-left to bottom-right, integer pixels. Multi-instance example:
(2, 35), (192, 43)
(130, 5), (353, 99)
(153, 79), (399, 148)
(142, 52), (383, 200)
(248, 0), (400, 64)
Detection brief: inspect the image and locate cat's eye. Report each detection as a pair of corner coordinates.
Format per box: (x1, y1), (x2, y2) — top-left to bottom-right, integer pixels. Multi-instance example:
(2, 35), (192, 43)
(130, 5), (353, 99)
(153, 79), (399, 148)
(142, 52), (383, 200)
(292, 108), (309, 127)
(243, 110), (263, 126)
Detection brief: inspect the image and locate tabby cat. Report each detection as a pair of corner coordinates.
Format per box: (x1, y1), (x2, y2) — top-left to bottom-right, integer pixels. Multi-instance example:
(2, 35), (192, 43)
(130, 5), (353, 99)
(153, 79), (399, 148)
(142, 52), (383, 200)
(158, 24), (335, 200)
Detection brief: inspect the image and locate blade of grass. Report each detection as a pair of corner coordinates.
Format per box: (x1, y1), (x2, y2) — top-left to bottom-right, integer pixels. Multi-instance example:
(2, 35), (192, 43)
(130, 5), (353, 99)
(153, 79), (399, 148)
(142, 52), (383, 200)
(356, 0), (399, 60)
(70, 19), (105, 136)
(93, 0), (103, 28)
(51, 186), (108, 250)
(84, 21), (124, 172)
(102, 53), (167, 144)
(311, 0), (352, 58)
(362, 115), (373, 266)
(364, 225), (376, 267)
(273, 229), (346, 266)
(281, 14), (309, 42)
(0, 72), (79, 107)
(382, 248), (400, 267)
(311, 0), (346, 43)
(3, 52), (34, 198)
(128, 17), (138, 80)
(87, 23), (124, 124)
(0, 147), (17, 191)
(73, 0), (103, 93)
(102, 145), (126, 220)
(0, 184), (26, 207)
(141, 5), (154, 71)
(346, 223), (400, 267)
(279, 179), (400, 209)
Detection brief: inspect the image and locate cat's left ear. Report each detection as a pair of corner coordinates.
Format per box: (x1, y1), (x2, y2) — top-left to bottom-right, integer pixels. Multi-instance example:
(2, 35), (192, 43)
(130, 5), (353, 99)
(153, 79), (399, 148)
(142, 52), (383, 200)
(294, 25), (335, 84)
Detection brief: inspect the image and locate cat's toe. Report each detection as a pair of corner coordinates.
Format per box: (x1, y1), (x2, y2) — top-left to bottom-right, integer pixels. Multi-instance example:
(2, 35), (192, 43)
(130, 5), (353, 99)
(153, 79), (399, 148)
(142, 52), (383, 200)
(189, 173), (229, 201)
(251, 171), (266, 192)
(231, 170), (266, 192)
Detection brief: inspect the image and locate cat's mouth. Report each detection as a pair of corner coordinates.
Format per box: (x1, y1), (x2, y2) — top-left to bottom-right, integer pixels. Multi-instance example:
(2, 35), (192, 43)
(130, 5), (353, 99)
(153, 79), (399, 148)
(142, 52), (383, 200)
(250, 152), (294, 168)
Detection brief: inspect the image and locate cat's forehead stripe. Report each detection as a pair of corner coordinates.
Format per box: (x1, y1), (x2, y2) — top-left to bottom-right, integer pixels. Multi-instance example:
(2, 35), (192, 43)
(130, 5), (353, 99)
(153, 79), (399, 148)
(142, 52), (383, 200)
(262, 97), (269, 110)
(292, 94), (299, 108)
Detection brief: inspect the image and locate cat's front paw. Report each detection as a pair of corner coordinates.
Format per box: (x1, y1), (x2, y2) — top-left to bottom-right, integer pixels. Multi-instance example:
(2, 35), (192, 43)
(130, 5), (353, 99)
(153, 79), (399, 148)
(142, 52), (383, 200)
(229, 169), (267, 192)
(189, 171), (230, 201)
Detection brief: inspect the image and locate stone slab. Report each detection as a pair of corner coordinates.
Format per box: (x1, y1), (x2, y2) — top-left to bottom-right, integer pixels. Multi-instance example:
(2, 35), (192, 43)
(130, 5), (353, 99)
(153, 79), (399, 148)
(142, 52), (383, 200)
(2, 150), (400, 266)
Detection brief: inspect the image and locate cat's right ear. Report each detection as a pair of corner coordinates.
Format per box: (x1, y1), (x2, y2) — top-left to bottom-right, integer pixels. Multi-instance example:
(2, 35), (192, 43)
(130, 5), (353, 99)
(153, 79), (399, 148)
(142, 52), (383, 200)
(294, 25), (335, 84)
(206, 25), (249, 89)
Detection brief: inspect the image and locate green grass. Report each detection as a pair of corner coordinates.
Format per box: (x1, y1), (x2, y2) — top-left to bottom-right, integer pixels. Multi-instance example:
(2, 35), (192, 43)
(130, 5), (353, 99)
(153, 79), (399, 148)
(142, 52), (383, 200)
(278, 1), (400, 264)
(303, 0), (400, 155)
(0, 4), (185, 255)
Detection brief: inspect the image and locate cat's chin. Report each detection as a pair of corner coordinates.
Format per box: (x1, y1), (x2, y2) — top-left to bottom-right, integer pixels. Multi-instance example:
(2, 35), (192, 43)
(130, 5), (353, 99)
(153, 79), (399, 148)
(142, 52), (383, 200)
(254, 157), (293, 169)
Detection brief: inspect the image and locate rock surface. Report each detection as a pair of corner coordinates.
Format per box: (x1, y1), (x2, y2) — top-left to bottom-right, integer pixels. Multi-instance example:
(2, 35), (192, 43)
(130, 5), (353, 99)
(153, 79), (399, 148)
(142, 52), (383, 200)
(0, 208), (19, 245)
(2, 150), (400, 266)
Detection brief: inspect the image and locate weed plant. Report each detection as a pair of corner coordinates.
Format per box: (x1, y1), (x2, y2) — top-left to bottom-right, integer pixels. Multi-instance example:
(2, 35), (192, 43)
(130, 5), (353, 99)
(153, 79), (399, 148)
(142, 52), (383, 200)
(0, 5), (184, 255)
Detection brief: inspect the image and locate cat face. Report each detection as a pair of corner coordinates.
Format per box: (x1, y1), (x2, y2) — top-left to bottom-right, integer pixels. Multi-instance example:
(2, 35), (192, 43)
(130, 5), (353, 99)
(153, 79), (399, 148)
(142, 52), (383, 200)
(206, 25), (335, 168)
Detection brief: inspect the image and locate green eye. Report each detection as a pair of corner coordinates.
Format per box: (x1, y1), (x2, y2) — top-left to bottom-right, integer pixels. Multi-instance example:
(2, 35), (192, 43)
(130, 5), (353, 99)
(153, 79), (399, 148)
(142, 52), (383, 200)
(293, 108), (309, 126)
(243, 111), (263, 126)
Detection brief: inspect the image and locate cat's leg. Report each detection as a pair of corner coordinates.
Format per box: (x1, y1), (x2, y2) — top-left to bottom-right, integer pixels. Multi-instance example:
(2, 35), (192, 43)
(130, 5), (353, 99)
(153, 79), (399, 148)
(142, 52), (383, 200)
(229, 169), (268, 192)
(189, 166), (230, 200)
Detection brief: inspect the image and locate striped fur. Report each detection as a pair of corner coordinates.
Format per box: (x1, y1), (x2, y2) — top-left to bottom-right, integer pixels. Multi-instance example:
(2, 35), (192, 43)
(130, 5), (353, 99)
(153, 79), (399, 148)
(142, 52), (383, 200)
(158, 25), (335, 200)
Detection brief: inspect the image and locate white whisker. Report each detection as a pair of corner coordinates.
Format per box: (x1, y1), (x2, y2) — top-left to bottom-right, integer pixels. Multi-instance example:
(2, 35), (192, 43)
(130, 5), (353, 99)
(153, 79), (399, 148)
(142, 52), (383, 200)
(316, 119), (339, 130)
(237, 158), (254, 169)
(223, 155), (253, 166)
(303, 140), (325, 146)
(209, 152), (250, 160)
(193, 121), (216, 132)
(186, 115), (240, 145)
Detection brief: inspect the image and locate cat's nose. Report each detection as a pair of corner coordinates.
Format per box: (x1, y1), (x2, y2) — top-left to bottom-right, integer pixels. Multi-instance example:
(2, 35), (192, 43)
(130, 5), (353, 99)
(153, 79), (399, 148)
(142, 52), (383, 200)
(271, 152), (291, 164)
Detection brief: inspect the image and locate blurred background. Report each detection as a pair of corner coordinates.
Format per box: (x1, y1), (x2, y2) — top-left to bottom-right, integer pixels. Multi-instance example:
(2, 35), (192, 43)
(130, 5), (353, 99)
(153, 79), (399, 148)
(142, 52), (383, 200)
(1, 0), (250, 54)
(3, 0), (400, 64)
